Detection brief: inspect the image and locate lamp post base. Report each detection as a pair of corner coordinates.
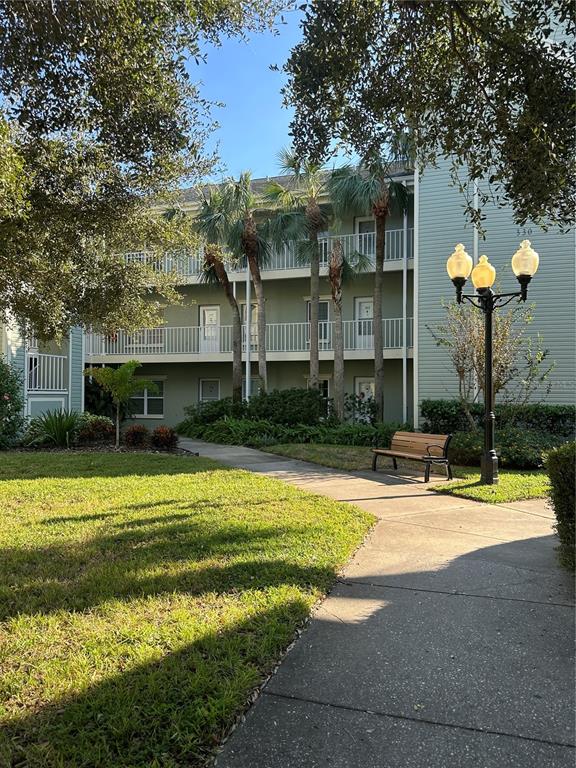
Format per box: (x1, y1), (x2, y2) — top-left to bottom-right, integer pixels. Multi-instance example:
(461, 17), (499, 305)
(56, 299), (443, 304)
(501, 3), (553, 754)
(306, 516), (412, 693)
(481, 453), (499, 485)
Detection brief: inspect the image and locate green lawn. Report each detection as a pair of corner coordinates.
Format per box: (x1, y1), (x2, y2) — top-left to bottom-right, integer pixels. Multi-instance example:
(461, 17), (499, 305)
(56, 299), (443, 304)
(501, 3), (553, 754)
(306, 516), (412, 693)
(0, 452), (373, 768)
(267, 444), (550, 503)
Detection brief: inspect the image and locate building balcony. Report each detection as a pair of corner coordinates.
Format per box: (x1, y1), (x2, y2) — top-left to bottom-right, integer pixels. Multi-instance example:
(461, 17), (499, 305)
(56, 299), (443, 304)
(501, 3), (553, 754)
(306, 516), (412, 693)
(125, 229), (414, 284)
(27, 352), (68, 392)
(86, 318), (414, 363)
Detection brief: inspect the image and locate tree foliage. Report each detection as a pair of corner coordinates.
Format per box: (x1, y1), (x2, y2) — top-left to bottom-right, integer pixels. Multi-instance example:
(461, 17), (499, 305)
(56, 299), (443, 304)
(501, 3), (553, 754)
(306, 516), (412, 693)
(284, 0), (575, 229)
(0, 0), (282, 337)
(84, 360), (157, 448)
(429, 300), (554, 428)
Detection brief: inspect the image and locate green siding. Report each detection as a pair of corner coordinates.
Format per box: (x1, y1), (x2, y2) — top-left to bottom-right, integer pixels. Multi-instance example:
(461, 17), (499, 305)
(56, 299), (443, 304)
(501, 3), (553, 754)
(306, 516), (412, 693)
(69, 327), (84, 412)
(128, 359), (412, 429)
(417, 158), (575, 413)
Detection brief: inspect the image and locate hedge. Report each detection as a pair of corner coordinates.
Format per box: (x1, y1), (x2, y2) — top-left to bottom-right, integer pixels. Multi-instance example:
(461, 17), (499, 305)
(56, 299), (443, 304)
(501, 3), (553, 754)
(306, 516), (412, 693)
(421, 399), (575, 439)
(546, 442), (575, 571)
(179, 418), (412, 450)
(449, 427), (566, 470)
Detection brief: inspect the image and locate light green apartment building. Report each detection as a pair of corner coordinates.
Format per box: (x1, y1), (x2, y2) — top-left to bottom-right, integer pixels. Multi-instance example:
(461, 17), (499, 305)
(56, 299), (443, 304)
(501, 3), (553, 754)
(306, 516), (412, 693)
(84, 160), (575, 429)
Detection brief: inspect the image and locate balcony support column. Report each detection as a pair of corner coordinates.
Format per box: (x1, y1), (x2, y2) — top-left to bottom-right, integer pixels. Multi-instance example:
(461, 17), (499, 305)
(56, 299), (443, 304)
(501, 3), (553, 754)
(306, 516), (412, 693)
(245, 266), (251, 399)
(402, 186), (408, 423)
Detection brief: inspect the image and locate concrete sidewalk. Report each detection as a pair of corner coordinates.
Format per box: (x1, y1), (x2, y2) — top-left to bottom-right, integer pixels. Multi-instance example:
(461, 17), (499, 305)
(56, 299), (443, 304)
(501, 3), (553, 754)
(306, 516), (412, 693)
(180, 439), (575, 768)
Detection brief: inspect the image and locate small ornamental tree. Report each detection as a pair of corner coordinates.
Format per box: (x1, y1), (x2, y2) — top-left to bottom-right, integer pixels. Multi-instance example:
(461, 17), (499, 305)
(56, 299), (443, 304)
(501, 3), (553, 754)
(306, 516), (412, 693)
(84, 360), (157, 449)
(428, 301), (554, 428)
(0, 358), (24, 448)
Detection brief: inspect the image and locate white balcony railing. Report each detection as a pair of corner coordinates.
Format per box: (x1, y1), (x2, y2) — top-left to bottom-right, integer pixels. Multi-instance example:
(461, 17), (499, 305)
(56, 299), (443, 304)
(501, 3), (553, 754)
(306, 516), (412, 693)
(27, 353), (67, 391)
(124, 228), (414, 279)
(86, 318), (413, 357)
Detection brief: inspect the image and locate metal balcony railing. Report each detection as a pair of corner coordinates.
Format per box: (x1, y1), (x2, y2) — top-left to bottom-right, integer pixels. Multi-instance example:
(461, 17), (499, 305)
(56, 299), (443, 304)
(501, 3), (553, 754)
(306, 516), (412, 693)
(124, 228), (414, 279)
(86, 318), (413, 357)
(27, 353), (67, 391)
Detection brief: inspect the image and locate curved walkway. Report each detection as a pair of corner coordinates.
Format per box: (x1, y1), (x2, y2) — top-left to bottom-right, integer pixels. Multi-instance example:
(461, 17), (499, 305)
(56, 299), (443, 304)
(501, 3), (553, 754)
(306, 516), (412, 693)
(180, 439), (575, 768)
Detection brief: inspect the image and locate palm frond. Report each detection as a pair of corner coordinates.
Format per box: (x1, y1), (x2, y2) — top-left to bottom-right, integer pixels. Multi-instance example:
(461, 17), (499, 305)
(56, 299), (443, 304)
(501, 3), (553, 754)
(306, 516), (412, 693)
(262, 210), (307, 251)
(328, 165), (374, 219)
(277, 147), (302, 177)
(263, 180), (299, 210)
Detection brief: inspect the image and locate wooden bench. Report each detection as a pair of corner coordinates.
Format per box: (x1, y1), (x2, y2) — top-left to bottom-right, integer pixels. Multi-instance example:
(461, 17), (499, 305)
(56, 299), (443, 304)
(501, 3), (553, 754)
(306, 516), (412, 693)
(372, 431), (453, 482)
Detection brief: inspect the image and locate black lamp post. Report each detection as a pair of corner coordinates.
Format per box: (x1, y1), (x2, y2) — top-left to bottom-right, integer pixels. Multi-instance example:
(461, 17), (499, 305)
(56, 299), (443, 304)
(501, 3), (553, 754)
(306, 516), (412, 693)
(446, 241), (540, 485)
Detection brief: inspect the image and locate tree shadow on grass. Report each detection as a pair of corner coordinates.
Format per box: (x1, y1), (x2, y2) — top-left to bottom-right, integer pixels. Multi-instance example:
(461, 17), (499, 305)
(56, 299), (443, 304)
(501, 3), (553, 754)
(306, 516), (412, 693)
(0, 598), (314, 768)
(0, 516), (336, 621)
(1, 536), (573, 768)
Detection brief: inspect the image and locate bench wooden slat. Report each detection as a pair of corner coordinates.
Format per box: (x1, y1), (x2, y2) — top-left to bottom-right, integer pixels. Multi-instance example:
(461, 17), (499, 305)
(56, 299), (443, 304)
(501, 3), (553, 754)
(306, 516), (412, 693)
(372, 430), (453, 482)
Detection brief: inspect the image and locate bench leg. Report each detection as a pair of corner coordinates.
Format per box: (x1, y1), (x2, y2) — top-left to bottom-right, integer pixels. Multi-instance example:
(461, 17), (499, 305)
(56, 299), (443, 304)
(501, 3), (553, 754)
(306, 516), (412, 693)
(446, 462), (453, 481)
(424, 462), (431, 483)
(372, 453), (378, 472)
(392, 457), (398, 470)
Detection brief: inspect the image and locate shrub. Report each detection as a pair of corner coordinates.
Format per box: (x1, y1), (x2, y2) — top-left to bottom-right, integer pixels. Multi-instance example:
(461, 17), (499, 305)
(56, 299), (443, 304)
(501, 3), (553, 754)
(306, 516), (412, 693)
(449, 427), (567, 469)
(246, 388), (327, 426)
(151, 426), (178, 451)
(124, 424), (150, 448)
(546, 442), (575, 571)
(76, 413), (115, 444)
(24, 410), (81, 448)
(344, 393), (378, 425)
(182, 418), (411, 450)
(0, 359), (25, 449)
(421, 399), (575, 439)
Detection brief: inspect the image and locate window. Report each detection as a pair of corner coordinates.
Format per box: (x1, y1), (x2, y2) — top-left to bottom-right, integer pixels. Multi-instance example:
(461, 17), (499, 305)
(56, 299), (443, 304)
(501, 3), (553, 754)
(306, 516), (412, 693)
(200, 379), (220, 402)
(307, 377), (330, 399)
(130, 380), (164, 418)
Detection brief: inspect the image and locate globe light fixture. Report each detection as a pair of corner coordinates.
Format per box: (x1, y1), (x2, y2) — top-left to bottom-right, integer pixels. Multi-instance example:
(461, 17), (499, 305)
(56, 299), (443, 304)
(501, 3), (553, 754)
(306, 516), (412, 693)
(471, 255), (496, 290)
(446, 243), (473, 302)
(511, 239), (539, 300)
(445, 242), (541, 485)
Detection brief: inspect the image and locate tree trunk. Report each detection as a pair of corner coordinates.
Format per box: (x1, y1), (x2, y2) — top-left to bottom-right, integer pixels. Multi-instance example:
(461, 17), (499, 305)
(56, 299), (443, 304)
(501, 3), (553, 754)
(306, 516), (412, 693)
(211, 249), (242, 402)
(307, 199), (323, 390)
(373, 210), (387, 422)
(243, 215), (267, 391)
(329, 240), (344, 422)
(115, 400), (120, 449)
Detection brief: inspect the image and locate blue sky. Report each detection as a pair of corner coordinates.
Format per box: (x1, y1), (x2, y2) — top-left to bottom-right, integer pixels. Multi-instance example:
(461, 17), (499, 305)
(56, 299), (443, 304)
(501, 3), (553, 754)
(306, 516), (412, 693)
(192, 10), (304, 181)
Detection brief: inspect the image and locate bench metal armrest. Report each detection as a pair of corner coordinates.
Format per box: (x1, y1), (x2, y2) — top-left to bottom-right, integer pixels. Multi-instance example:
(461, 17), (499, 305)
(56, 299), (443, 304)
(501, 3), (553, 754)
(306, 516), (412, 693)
(425, 443), (446, 458)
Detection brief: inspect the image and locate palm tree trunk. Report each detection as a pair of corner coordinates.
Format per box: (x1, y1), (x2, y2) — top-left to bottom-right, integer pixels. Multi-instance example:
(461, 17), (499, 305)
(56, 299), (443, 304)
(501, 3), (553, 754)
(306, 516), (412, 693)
(309, 231), (320, 390)
(213, 256), (242, 402)
(329, 239), (344, 421)
(247, 253), (267, 391)
(374, 214), (387, 422)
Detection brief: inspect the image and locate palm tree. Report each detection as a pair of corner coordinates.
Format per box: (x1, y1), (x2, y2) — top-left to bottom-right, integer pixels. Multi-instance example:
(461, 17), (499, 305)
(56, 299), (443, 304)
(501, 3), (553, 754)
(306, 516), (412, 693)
(197, 173), (270, 391)
(264, 149), (327, 390)
(328, 241), (372, 421)
(329, 154), (411, 421)
(196, 189), (243, 402)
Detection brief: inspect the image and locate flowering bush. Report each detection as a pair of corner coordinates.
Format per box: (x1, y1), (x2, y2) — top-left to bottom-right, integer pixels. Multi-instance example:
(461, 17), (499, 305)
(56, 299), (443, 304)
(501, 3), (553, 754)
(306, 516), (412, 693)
(0, 359), (25, 449)
(151, 426), (178, 451)
(123, 423), (150, 448)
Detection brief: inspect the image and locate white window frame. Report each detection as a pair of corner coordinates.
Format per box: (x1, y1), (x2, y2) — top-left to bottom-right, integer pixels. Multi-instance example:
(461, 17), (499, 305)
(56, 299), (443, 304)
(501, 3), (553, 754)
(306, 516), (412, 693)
(355, 216), (375, 233)
(130, 377), (165, 419)
(306, 375), (331, 398)
(199, 378), (221, 403)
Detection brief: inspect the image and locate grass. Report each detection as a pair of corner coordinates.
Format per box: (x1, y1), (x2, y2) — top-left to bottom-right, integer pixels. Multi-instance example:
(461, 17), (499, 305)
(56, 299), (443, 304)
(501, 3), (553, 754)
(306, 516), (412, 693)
(267, 443), (550, 503)
(0, 452), (373, 768)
